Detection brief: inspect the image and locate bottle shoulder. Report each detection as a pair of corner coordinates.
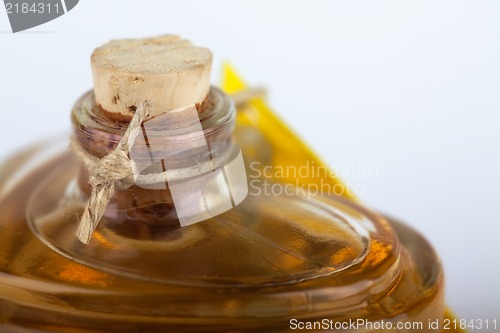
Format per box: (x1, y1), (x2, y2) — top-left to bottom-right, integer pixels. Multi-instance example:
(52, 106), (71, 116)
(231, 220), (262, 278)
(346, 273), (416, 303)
(0, 142), (443, 329)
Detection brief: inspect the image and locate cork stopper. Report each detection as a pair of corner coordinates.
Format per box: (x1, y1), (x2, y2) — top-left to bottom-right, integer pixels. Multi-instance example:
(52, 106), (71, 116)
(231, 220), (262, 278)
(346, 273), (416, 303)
(91, 35), (213, 120)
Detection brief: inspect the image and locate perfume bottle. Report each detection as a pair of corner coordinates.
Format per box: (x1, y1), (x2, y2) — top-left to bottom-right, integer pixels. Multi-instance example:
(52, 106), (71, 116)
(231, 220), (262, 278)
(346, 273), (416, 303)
(0, 35), (446, 332)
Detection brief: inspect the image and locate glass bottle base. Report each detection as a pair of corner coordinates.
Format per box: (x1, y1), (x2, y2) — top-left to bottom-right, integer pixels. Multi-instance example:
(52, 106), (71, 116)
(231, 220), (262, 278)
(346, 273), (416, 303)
(0, 144), (444, 332)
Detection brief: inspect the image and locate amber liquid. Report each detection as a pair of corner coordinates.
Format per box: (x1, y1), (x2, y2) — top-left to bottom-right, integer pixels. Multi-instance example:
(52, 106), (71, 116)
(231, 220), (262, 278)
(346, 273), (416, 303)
(0, 145), (444, 332)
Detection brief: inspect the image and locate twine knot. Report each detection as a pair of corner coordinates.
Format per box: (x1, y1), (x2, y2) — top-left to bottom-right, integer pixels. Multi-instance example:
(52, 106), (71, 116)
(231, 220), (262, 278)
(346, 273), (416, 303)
(72, 102), (149, 244)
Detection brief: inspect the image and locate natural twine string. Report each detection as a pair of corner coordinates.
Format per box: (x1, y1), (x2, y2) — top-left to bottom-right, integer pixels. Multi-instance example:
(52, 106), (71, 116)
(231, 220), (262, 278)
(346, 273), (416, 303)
(71, 88), (265, 244)
(72, 103), (224, 244)
(72, 102), (150, 244)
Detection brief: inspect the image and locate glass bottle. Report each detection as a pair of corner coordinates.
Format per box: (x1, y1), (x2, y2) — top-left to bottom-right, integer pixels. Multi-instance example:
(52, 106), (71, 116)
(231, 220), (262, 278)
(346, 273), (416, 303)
(0, 44), (446, 333)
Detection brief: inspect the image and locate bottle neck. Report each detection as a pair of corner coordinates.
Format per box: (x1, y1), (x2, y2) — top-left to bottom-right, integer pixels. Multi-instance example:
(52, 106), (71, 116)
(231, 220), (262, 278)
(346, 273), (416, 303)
(72, 87), (235, 159)
(70, 87), (236, 236)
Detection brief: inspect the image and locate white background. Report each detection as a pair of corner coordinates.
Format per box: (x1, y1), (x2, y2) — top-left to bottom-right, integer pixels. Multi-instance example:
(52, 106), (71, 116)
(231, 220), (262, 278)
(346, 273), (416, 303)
(1, 0), (499, 321)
